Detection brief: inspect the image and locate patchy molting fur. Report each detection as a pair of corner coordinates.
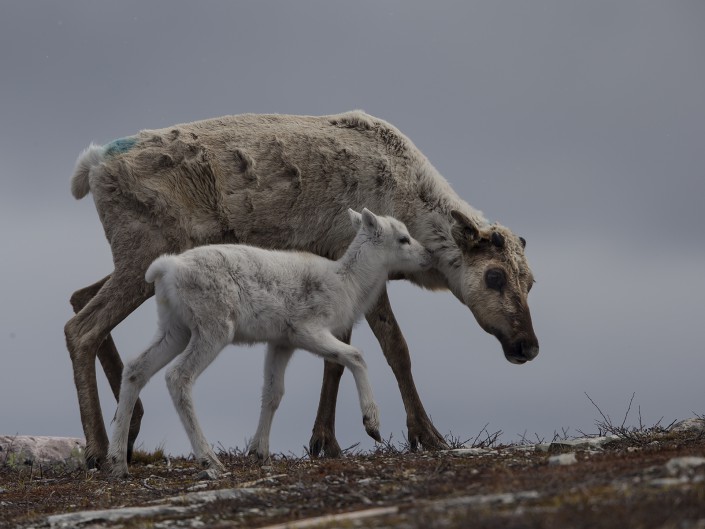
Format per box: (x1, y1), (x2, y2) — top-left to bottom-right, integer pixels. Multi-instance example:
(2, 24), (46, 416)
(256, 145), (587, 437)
(66, 110), (538, 466)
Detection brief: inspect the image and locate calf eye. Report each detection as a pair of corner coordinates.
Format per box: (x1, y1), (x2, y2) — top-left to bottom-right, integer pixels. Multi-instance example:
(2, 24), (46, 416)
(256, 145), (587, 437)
(399, 236), (411, 245)
(485, 268), (506, 292)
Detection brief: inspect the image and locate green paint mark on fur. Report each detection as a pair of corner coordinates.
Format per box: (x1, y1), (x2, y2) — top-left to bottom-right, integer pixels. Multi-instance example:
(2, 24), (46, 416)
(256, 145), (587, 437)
(104, 137), (138, 157)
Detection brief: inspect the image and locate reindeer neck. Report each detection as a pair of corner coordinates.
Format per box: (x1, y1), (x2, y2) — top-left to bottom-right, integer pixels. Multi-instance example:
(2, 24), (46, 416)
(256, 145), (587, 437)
(394, 173), (488, 299)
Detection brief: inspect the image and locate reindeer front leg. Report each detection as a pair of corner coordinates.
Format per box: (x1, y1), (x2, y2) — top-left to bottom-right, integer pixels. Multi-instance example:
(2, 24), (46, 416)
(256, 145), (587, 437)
(309, 361), (344, 457)
(309, 288), (447, 456)
(308, 328), (353, 458)
(366, 287), (448, 452)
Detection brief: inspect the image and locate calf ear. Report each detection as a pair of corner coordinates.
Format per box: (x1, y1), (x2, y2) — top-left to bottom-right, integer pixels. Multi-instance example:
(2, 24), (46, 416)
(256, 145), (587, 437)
(450, 210), (480, 251)
(348, 208), (362, 229)
(361, 208), (380, 233)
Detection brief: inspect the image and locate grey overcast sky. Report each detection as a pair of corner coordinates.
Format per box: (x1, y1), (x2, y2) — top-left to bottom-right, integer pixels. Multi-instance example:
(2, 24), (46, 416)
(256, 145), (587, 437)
(1, 1), (704, 457)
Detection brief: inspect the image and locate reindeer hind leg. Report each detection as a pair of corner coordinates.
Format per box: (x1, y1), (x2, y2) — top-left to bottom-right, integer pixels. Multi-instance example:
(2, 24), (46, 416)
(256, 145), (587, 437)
(65, 271), (154, 468)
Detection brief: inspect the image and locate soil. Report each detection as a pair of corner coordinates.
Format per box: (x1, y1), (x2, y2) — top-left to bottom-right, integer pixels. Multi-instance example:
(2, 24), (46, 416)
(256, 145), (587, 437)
(1, 429), (704, 529)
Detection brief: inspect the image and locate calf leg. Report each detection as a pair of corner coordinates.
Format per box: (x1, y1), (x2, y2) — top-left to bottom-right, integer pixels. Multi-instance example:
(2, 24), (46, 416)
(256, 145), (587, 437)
(299, 330), (381, 444)
(366, 287), (448, 451)
(69, 275), (144, 463)
(165, 331), (229, 474)
(248, 343), (294, 462)
(107, 325), (189, 477)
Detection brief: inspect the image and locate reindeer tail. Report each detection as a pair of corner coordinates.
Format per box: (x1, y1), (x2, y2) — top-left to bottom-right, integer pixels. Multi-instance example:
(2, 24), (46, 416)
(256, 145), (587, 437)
(70, 143), (104, 199)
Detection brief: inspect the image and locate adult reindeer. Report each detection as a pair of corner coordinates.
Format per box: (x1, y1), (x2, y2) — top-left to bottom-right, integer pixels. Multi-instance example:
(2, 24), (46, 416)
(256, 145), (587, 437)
(65, 111), (539, 468)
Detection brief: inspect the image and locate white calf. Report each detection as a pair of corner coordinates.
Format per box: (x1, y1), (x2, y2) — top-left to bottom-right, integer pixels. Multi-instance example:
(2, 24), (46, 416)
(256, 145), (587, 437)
(107, 208), (431, 477)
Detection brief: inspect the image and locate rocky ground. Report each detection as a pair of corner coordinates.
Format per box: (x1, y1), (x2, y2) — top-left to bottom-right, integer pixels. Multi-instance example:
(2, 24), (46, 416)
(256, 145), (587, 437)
(1, 419), (704, 529)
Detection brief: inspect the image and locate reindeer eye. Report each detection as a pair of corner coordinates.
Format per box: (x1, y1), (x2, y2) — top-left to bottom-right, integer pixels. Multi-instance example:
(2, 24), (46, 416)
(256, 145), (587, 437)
(399, 236), (411, 245)
(485, 268), (506, 292)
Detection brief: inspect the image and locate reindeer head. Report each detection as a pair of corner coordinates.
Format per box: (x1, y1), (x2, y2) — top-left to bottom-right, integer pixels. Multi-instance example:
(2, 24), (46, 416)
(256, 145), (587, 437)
(449, 210), (539, 365)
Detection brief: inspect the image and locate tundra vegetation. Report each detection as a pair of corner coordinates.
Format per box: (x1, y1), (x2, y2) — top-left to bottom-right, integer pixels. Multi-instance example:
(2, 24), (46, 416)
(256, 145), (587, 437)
(2, 414), (704, 528)
(65, 111), (539, 468)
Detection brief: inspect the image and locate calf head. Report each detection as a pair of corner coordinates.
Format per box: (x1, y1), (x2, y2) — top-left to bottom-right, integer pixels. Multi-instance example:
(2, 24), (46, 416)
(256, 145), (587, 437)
(348, 208), (433, 273)
(449, 210), (539, 365)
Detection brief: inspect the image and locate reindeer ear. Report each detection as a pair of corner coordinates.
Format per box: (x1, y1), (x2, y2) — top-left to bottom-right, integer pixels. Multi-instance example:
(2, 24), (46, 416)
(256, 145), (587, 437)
(348, 208), (362, 229)
(450, 210), (480, 251)
(361, 208), (380, 233)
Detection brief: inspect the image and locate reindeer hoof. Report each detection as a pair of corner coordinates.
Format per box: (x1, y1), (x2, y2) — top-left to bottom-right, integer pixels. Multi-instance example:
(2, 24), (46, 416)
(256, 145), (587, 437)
(85, 455), (99, 470)
(309, 430), (342, 458)
(84, 444), (108, 470)
(407, 416), (449, 452)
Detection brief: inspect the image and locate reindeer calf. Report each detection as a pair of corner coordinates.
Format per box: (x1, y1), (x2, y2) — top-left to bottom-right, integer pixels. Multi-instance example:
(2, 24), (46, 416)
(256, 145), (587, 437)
(107, 208), (431, 477)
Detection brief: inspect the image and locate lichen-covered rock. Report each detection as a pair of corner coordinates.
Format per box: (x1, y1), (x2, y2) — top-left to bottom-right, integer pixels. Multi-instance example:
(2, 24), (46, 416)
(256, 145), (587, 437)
(670, 417), (705, 434)
(0, 436), (84, 467)
(545, 436), (619, 452)
(548, 452), (577, 466)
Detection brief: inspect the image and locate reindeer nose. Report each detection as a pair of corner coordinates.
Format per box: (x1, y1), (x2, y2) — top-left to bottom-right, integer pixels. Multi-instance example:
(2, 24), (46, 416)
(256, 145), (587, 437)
(520, 341), (539, 361)
(505, 339), (539, 364)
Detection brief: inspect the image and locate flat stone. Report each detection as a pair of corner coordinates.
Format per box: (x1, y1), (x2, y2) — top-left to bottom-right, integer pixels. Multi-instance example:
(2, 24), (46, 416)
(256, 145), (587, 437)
(446, 447), (491, 456)
(195, 468), (220, 481)
(434, 490), (541, 507)
(48, 487), (268, 527)
(257, 506), (399, 529)
(175, 487), (267, 505)
(649, 476), (691, 488)
(48, 504), (192, 528)
(665, 456), (705, 476)
(549, 436), (618, 451)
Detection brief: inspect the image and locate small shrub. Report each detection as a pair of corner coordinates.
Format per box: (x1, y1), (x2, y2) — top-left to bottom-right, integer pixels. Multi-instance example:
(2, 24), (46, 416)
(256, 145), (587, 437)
(130, 444), (167, 465)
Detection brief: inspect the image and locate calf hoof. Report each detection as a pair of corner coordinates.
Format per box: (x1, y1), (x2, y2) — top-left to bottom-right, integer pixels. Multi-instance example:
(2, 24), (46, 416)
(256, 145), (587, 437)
(363, 411), (381, 443)
(366, 427), (382, 443)
(106, 455), (130, 479)
(247, 446), (271, 466)
(200, 455), (226, 474)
